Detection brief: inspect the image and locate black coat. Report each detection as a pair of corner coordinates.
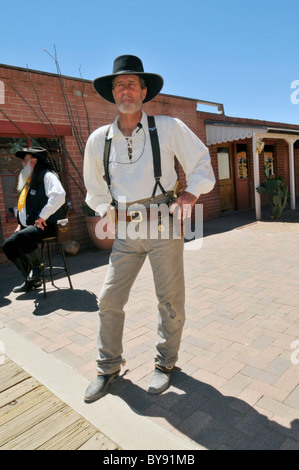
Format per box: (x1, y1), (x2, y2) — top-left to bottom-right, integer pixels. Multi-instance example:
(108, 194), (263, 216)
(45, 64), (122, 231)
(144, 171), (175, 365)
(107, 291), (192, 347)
(24, 168), (66, 226)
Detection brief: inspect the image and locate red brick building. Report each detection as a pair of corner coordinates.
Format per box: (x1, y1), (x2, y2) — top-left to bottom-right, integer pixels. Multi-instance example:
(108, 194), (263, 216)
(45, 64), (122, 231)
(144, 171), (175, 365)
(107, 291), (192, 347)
(1, 64), (299, 263)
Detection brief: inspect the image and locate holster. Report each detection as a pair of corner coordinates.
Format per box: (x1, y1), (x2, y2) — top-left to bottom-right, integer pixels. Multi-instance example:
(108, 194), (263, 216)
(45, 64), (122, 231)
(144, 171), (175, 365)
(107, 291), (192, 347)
(168, 181), (183, 206)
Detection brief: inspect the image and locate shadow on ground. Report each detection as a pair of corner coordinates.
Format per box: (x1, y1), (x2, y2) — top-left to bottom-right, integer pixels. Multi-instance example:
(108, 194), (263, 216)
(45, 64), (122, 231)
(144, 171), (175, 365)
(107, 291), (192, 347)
(203, 202), (299, 237)
(0, 247), (110, 308)
(25, 288), (98, 316)
(109, 370), (299, 450)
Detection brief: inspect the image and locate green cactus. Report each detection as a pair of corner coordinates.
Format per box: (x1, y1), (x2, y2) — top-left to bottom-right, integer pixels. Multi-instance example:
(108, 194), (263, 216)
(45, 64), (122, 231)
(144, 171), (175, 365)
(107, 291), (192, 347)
(256, 167), (290, 219)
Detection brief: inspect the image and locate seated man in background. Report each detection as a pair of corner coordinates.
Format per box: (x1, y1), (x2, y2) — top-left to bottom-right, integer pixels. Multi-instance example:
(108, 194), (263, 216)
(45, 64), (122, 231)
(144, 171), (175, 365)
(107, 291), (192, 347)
(2, 147), (66, 293)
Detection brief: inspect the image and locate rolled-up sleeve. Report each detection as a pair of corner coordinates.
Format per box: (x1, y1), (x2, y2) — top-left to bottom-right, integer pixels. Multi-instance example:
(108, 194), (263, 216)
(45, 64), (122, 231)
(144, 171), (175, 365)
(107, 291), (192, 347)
(39, 173), (66, 220)
(170, 118), (215, 198)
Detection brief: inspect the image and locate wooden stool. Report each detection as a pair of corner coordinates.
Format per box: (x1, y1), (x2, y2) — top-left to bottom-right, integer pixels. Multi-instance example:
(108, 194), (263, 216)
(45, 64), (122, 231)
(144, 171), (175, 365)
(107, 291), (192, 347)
(41, 237), (73, 297)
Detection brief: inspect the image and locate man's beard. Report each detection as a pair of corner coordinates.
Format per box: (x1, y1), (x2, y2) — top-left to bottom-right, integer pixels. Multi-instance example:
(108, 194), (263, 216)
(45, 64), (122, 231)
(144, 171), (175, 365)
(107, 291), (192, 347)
(17, 161), (33, 192)
(116, 95), (143, 114)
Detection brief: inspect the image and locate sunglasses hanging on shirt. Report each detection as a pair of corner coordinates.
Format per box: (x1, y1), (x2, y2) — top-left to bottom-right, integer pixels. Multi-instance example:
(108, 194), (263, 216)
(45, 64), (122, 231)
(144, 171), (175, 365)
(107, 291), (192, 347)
(113, 123), (146, 165)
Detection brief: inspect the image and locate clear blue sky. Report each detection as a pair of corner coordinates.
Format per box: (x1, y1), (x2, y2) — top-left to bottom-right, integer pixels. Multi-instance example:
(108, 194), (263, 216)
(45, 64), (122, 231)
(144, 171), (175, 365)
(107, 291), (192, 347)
(1, 0), (299, 125)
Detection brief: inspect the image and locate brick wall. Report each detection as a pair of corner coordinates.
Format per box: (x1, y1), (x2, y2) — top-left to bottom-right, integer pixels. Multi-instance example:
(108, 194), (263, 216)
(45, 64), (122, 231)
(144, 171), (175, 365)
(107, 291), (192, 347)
(1, 64), (298, 264)
(0, 64), (219, 263)
(295, 147), (299, 195)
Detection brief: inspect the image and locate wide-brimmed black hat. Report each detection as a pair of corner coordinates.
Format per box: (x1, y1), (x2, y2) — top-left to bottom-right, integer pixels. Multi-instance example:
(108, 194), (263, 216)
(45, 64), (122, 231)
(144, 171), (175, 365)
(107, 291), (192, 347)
(93, 55), (164, 104)
(15, 147), (49, 163)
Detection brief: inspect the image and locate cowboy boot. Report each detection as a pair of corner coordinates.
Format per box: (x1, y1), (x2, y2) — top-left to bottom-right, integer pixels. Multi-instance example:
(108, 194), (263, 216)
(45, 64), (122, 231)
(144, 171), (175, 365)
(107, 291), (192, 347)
(12, 257), (28, 292)
(13, 279), (42, 293)
(24, 248), (43, 283)
(12, 257), (41, 293)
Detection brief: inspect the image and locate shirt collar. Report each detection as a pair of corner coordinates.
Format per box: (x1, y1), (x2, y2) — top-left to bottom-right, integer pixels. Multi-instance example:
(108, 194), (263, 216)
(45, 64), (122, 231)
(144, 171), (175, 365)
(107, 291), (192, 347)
(108, 111), (148, 139)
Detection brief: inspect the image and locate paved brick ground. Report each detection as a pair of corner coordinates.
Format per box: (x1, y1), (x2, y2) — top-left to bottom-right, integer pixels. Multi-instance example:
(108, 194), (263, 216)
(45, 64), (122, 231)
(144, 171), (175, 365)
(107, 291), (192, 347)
(1, 210), (299, 450)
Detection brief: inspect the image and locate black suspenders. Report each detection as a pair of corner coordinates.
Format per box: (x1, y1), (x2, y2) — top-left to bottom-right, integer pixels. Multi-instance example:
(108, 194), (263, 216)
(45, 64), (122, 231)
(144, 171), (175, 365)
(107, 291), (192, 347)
(103, 116), (167, 203)
(103, 124), (112, 191)
(147, 116), (167, 199)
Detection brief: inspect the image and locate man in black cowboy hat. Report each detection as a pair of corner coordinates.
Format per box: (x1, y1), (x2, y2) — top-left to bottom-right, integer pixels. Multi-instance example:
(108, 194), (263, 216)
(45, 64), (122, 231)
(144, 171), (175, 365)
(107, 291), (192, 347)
(2, 147), (66, 293)
(83, 55), (215, 402)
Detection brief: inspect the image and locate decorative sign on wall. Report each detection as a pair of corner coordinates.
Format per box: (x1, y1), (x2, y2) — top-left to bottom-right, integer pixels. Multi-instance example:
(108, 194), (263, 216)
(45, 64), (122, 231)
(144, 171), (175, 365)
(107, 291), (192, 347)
(237, 150), (248, 179)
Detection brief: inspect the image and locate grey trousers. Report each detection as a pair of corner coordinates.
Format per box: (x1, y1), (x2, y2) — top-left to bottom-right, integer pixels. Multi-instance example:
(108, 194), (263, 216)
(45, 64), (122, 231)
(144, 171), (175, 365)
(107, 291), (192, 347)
(96, 221), (185, 375)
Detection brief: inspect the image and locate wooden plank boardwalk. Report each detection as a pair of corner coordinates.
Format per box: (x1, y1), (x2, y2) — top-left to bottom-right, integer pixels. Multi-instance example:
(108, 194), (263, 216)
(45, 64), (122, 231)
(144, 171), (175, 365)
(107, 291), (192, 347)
(0, 356), (121, 450)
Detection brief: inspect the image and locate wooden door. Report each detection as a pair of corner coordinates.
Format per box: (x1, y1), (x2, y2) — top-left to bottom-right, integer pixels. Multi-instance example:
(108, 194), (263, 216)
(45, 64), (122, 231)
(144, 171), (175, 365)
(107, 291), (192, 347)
(233, 143), (251, 210)
(217, 146), (235, 211)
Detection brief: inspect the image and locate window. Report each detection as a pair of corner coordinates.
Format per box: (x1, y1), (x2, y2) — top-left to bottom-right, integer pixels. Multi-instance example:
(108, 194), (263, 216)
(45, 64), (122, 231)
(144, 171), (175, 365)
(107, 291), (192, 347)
(264, 145), (275, 177)
(0, 138), (28, 221)
(217, 147), (230, 180)
(0, 136), (64, 222)
(0, 137), (28, 156)
(236, 144), (248, 179)
(30, 137), (65, 185)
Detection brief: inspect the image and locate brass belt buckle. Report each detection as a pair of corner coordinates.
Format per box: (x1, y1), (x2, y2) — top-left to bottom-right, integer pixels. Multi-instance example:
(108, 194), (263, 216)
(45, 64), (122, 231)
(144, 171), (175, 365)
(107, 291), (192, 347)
(129, 210), (143, 222)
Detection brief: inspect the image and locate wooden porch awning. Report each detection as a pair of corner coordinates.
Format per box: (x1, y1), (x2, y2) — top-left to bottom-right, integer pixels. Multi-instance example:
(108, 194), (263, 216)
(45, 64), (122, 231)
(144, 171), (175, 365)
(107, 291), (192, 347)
(206, 123), (267, 146)
(0, 121), (73, 137)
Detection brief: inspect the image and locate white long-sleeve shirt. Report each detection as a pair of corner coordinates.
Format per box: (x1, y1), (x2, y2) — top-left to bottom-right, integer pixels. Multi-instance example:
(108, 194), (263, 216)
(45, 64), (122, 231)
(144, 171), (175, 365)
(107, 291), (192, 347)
(84, 111), (215, 216)
(19, 171), (66, 227)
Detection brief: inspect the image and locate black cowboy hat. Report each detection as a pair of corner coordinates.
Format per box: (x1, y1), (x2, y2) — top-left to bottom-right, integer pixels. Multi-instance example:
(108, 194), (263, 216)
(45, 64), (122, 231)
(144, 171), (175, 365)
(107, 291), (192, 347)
(93, 55), (164, 104)
(15, 147), (49, 163)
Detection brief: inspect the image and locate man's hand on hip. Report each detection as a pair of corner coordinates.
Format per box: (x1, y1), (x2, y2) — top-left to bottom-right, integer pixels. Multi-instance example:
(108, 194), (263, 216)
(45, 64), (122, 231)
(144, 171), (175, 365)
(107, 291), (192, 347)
(169, 191), (198, 222)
